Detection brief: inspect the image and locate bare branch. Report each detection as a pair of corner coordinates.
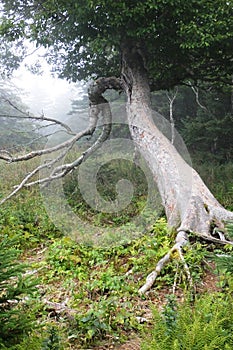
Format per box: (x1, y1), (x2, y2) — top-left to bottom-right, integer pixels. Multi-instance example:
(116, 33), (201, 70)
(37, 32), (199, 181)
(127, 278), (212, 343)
(188, 81), (207, 111)
(1, 98), (76, 135)
(0, 76), (122, 205)
(25, 103), (112, 186)
(0, 145), (72, 205)
(0, 113), (98, 162)
(166, 87), (178, 144)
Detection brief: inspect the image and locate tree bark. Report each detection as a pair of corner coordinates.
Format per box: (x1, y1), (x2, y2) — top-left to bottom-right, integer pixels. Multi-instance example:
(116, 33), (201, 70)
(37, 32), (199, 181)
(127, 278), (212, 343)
(121, 45), (233, 239)
(119, 44), (233, 293)
(87, 44), (233, 293)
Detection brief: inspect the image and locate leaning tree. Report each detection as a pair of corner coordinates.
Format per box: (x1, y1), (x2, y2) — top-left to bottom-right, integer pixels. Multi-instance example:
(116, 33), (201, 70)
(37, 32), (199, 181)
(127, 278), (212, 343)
(0, 0), (233, 293)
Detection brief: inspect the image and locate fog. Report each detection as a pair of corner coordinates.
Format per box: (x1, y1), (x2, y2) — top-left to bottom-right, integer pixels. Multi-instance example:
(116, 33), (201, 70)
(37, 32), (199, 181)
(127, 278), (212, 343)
(12, 64), (87, 121)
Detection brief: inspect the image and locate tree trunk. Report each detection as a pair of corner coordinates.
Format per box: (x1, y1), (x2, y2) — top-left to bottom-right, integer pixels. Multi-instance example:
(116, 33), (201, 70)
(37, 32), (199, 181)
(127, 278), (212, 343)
(87, 44), (233, 293)
(121, 45), (233, 240)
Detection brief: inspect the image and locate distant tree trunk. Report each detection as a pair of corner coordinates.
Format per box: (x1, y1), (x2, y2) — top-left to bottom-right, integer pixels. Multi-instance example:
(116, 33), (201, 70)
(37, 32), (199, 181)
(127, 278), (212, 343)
(121, 44), (233, 238)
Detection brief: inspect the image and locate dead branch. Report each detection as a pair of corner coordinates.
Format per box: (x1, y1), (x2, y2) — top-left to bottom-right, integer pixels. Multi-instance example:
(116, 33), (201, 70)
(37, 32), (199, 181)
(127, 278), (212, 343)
(0, 145), (72, 205)
(1, 98), (76, 135)
(24, 104), (112, 187)
(0, 112), (98, 162)
(166, 87), (178, 144)
(0, 77), (122, 203)
(188, 81), (207, 111)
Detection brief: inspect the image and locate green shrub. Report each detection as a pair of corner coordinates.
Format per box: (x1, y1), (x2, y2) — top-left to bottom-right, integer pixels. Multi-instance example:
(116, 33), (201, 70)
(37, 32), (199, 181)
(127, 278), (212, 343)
(214, 223), (233, 290)
(0, 235), (38, 347)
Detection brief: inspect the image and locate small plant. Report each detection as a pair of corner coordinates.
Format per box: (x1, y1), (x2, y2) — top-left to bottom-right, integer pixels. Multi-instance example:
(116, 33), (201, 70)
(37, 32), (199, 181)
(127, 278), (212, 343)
(162, 295), (177, 335)
(0, 235), (38, 347)
(142, 293), (233, 350)
(71, 297), (136, 346)
(42, 327), (61, 350)
(214, 223), (233, 290)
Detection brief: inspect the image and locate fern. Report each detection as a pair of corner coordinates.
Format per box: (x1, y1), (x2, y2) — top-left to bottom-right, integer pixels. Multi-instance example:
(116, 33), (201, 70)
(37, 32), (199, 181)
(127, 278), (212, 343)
(215, 223), (233, 275)
(142, 293), (233, 350)
(0, 235), (38, 347)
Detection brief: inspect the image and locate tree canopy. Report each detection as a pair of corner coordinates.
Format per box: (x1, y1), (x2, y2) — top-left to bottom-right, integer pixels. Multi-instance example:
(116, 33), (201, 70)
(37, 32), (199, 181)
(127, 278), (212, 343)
(1, 0), (233, 88)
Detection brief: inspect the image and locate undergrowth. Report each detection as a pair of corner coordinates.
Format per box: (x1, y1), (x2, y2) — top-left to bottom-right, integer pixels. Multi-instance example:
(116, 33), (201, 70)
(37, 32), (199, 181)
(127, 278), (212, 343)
(142, 292), (233, 350)
(0, 159), (232, 348)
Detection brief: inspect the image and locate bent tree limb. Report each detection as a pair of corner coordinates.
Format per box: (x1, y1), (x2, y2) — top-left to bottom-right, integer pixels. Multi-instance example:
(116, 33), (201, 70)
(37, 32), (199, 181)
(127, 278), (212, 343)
(84, 59), (233, 294)
(0, 77), (122, 204)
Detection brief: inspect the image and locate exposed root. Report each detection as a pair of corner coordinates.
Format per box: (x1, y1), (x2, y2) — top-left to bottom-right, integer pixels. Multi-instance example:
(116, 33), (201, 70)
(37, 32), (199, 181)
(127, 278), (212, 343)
(193, 230), (233, 246)
(139, 217), (233, 295)
(138, 230), (190, 294)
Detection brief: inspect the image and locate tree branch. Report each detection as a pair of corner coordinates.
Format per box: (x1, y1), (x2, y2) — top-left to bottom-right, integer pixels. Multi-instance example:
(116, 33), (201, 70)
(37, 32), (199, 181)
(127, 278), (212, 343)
(1, 97), (76, 135)
(0, 77), (122, 203)
(166, 87), (178, 144)
(23, 77), (122, 186)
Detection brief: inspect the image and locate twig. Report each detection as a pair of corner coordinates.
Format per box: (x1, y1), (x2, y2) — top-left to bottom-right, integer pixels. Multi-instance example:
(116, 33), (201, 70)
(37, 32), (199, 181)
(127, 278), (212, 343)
(188, 81), (207, 111)
(2, 99), (76, 135)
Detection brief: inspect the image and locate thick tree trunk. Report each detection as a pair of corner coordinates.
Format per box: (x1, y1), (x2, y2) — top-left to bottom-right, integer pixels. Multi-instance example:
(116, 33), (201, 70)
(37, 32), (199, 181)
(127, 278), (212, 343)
(119, 45), (233, 293)
(88, 44), (233, 293)
(121, 45), (233, 240)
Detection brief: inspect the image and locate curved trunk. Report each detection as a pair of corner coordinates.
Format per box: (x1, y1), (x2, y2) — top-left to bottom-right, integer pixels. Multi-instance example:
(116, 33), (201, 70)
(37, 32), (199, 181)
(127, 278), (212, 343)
(88, 45), (233, 293)
(121, 45), (233, 238)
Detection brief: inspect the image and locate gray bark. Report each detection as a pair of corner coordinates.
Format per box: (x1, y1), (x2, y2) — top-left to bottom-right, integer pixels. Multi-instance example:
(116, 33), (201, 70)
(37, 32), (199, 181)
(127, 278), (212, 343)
(87, 45), (233, 293)
(121, 45), (233, 240)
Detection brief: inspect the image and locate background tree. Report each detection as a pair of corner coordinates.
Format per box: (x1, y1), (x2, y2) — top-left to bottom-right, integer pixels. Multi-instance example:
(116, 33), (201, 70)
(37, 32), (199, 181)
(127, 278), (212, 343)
(0, 0), (233, 292)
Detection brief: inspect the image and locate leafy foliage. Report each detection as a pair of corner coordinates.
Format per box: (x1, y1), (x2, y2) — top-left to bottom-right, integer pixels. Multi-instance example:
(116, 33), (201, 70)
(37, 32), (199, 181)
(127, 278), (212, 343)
(0, 157), (231, 348)
(1, 0), (232, 88)
(180, 87), (233, 162)
(64, 157), (149, 227)
(0, 236), (38, 347)
(142, 293), (233, 350)
(214, 223), (233, 290)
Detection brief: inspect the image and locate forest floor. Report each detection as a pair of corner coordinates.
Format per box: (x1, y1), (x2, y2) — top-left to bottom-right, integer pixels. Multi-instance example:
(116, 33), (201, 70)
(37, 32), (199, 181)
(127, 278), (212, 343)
(26, 246), (220, 350)
(93, 261), (220, 350)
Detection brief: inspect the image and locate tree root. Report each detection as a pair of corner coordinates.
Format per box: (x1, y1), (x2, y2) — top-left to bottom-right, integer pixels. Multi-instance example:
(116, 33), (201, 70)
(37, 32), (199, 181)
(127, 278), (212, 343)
(138, 230), (190, 294)
(193, 230), (233, 246)
(139, 223), (233, 295)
